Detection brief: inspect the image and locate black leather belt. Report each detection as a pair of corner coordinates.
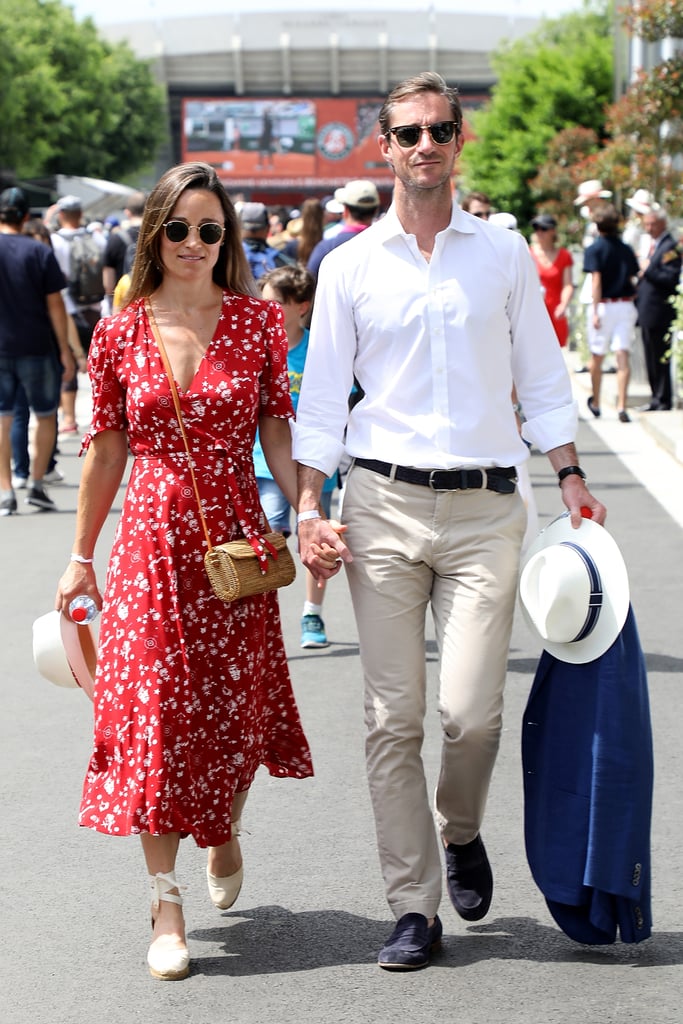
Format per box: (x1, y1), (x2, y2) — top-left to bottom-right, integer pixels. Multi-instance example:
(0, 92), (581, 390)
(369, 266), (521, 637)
(354, 459), (517, 493)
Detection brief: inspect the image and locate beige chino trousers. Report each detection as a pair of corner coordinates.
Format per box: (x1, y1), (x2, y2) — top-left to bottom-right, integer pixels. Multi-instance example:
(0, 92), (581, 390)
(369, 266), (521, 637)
(342, 463), (526, 920)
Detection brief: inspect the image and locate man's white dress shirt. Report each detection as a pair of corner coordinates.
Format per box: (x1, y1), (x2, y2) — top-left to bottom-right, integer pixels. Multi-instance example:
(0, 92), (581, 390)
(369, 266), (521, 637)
(293, 203), (577, 475)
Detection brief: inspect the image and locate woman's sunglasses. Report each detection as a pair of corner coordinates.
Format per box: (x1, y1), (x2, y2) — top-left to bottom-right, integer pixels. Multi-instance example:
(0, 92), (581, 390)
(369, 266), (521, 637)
(163, 220), (225, 244)
(386, 121), (459, 149)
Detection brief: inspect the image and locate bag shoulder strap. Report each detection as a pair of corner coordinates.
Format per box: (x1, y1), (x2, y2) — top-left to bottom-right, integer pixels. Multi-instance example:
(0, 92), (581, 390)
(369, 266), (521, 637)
(145, 299), (214, 554)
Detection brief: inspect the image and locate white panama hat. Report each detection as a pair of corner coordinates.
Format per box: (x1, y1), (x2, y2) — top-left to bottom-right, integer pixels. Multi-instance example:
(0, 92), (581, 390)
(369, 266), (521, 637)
(625, 188), (656, 215)
(573, 179), (612, 205)
(32, 610), (98, 700)
(519, 513), (629, 664)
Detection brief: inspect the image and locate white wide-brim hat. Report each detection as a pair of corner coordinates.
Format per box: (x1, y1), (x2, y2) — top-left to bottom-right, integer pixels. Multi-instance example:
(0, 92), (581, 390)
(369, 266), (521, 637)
(625, 188), (655, 215)
(573, 179), (612, 205)
(519, 513), (629, 664)
(32, 610), (98, 700)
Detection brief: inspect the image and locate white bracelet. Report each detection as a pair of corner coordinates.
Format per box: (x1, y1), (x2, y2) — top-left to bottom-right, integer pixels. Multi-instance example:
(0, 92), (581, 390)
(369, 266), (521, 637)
(70, 554), (94, 563)
(296, 510), (321, 524)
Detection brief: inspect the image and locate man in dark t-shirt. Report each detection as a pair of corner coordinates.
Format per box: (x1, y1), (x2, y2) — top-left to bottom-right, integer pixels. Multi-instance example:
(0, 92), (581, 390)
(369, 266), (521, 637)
(102, 191), (146, 312)
(583, 203), (639, 423)
(0, 188), (75, 514)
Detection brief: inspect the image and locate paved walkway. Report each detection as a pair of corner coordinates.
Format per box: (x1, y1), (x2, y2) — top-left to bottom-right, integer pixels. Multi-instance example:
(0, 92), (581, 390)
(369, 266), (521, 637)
(4, 363), (683, 1024)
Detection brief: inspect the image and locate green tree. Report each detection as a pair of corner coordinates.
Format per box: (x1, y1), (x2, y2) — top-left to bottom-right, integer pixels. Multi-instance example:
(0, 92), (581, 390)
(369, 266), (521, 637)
(460, 2), (612, 227)
(0, 0), (166, 180)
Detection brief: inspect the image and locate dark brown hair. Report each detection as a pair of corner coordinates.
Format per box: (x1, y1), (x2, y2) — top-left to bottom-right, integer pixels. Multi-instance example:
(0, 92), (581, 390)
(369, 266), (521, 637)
(378, 71), (462, 137)
(258, 264), (315, 305)
(296, 198), (324, 268)
(126, 162), (256, 303)
(592, 203), (621, 237)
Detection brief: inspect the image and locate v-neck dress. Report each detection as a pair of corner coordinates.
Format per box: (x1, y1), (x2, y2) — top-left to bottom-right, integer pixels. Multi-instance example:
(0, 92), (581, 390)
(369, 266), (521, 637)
(78, 293), (313, 848)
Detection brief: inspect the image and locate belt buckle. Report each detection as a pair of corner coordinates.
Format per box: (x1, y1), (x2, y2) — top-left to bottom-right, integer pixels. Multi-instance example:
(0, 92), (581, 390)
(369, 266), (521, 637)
(427, 468), (487, 490)
(428, 470), (447, 490)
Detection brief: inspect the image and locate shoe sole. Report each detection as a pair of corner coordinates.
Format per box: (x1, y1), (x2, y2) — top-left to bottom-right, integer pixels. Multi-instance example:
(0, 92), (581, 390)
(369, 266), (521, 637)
(0, 508), (17, 516)
(301, 639), (330, 648)
(148, 963), (190, 981)
(25, 499), (57, 511)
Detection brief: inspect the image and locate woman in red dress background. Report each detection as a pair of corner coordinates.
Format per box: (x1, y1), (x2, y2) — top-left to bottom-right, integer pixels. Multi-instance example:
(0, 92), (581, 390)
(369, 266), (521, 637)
(529, 213), (574, 347)
(56, 163), (335, 981)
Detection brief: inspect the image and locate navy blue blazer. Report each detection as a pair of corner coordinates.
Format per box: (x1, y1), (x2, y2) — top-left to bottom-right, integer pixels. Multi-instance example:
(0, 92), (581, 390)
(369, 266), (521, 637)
(636, 230), (682, 329)
(522, 605), (653, 944)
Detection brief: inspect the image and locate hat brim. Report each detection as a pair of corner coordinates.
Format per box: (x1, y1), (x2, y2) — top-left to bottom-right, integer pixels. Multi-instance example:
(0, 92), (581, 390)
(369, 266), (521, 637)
(32, 610), (97, 700)
(625, 200), (652, 214)
(573, 190), (612, 205)
(519, 514), (629, 664)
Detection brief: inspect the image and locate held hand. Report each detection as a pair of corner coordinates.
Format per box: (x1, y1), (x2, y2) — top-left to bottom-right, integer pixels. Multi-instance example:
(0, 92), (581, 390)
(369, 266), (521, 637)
(559, 478), (606, 528)
(298, 518), (352, 581)
(55, 562), (102, 621)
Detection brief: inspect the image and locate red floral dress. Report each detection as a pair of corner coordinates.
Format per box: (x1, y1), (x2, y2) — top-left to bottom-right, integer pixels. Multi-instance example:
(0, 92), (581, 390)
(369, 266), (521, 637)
(78, 294), (313, 848)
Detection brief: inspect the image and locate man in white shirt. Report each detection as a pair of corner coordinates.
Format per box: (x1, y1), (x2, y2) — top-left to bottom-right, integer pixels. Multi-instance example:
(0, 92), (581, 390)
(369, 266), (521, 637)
(293, 71), (606, 970)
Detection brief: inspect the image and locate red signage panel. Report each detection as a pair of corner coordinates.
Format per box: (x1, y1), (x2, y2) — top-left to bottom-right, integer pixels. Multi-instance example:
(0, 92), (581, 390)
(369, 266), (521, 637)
(182, 96), (394, 187)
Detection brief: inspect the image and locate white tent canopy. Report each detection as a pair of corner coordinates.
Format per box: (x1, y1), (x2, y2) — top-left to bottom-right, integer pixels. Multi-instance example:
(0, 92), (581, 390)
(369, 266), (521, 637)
(56, 174), (136, 221)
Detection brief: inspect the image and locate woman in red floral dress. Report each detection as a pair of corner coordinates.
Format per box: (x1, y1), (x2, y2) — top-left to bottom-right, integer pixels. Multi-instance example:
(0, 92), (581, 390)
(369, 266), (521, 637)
(56, 163), (328, 981)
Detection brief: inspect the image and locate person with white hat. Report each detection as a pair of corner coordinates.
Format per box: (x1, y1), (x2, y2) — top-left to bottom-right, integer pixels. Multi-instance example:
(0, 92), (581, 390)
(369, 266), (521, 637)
(623, 188), (656, 261)
(574, 179), (613, 252)
(294, 71), (606, 971)
(573, 179), (612, 208)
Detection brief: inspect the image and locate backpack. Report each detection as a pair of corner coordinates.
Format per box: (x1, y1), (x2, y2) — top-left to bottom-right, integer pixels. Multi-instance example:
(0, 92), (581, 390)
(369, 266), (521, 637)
(63, 230), (105, 305)
(118, 226), (139, 277)
(243, 240), (287, 280)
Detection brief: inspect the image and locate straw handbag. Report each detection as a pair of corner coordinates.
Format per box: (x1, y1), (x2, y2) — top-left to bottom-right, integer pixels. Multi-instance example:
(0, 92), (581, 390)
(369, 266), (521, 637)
(147, 301), (296, 602)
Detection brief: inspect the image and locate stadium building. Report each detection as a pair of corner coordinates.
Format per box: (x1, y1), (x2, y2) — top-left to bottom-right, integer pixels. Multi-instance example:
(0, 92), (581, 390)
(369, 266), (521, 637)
(100, 7), (543, 206)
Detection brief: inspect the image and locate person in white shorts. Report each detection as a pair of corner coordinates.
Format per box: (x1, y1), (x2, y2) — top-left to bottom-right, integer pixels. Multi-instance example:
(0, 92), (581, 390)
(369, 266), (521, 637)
(583, 204), (639, 423)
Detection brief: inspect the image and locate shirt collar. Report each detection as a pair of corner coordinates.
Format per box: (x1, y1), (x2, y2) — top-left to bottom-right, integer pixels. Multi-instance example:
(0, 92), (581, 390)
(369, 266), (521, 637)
(376, 200), (476, 243)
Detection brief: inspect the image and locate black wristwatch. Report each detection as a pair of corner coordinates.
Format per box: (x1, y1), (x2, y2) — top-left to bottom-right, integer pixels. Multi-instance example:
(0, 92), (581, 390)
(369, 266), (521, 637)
(557, 465), (586, 485)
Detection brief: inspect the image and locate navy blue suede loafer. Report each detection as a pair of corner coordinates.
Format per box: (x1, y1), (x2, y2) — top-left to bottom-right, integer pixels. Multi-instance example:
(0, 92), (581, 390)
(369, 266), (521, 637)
(377, 913), (443, 970)
(444, 835), (493, 921)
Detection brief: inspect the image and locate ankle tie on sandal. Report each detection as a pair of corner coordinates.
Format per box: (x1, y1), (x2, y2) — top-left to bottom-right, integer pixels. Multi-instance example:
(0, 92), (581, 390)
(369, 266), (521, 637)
(149, 871), (186, 911)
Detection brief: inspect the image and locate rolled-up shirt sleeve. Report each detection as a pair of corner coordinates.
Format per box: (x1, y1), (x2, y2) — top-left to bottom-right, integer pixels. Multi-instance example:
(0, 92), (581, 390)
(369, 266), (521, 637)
(292, 259), (357, 477)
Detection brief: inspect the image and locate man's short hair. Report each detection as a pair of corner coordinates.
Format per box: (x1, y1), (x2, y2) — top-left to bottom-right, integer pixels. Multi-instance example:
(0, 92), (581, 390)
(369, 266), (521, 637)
(462, 191), (491, 213)
(0, 186), (29, 223)
(592, 203), (621, 236)
(378, 71), (462, 138)
(126, 192), (147, 218)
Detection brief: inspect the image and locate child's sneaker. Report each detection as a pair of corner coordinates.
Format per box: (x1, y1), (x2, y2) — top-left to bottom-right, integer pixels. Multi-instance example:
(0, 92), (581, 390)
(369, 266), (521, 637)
(300, 613), (329, 649)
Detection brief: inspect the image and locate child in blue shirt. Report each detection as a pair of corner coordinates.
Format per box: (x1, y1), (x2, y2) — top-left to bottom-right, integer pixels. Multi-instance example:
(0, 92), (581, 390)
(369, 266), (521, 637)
(255, 265), (337, 648)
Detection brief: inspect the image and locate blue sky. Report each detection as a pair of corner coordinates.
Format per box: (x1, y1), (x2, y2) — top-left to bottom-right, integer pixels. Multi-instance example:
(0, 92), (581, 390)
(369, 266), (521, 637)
(70, 0), (586, 26)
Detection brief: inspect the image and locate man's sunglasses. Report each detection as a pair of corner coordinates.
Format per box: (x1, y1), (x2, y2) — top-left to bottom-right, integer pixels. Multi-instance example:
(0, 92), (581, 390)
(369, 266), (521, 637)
(163, 220), (225, 244)
(386, 120), (459, 149)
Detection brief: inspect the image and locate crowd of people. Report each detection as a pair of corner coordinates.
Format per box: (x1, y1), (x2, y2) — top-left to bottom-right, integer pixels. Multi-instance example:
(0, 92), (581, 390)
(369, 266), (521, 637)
(2, 67), (679, 982)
